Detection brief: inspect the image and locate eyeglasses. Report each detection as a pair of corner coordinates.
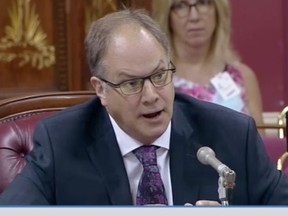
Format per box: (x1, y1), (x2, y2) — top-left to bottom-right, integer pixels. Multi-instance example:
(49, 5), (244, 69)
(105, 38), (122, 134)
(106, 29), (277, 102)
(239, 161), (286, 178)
(98, 61), (176, 95)
(171, 0), (214, 18)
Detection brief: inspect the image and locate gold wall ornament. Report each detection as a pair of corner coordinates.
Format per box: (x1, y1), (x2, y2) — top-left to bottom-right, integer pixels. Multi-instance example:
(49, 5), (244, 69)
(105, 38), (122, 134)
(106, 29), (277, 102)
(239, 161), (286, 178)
(0, 0), (55, 69)
(85, 0), (117, 33)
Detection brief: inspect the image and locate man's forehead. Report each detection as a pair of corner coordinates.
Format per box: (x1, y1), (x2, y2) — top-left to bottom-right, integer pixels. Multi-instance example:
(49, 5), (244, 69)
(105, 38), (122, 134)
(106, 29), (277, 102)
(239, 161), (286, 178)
(108, 27), (160, 56)
(111, 24), (151, 42)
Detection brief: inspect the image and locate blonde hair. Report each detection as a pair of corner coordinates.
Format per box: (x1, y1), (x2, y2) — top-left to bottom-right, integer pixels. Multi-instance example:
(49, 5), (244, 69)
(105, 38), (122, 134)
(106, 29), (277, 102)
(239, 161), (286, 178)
(152, 0), (240, 64)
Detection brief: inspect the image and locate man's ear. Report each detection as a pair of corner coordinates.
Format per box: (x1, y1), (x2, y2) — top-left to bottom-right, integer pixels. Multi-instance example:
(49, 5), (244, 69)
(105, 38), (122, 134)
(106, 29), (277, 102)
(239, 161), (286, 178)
(90, 76), (107, 106)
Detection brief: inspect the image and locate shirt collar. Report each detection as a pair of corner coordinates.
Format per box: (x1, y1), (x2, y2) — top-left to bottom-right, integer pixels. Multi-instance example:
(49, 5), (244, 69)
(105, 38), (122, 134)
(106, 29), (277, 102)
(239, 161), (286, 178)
(109, 115), (171, 157)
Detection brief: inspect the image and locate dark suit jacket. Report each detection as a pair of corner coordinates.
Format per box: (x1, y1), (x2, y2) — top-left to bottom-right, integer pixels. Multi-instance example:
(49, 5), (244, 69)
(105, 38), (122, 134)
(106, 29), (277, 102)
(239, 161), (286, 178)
(1, 93), (288, 205)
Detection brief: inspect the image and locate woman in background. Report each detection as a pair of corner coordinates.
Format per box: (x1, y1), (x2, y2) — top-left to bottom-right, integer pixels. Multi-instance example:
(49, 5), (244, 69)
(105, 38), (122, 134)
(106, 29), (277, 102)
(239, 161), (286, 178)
(152, 0), (264, 129)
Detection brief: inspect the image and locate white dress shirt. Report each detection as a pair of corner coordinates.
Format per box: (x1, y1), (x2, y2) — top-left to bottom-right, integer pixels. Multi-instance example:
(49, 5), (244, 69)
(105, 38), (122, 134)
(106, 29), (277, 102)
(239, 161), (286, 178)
(109, 115), (173, 205)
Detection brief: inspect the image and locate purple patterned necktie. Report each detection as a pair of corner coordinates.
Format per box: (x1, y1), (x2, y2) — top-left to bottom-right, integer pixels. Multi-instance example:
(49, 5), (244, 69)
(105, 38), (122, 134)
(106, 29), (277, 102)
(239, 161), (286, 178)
(133, 145), (168, 205)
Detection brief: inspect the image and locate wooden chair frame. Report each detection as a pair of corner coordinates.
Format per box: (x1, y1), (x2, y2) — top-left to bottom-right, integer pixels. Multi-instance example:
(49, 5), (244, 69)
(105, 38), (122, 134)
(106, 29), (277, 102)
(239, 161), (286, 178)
(0, 91), (96, 122)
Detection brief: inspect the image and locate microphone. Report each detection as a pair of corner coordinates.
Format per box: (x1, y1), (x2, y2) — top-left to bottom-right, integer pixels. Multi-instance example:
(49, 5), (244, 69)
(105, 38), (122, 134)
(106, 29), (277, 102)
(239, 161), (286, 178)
(197, 146), (231, 176)
(197, 146), (236, 205)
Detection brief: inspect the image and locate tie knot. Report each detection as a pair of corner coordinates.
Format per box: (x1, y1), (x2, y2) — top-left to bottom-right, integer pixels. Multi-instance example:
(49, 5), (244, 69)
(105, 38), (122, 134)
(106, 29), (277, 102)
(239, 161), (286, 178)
(133, 145), (158, 167)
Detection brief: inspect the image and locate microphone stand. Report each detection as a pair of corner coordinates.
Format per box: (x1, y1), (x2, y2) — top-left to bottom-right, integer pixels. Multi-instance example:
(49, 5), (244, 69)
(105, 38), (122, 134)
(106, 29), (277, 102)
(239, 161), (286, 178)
(217, 167), (236, 206)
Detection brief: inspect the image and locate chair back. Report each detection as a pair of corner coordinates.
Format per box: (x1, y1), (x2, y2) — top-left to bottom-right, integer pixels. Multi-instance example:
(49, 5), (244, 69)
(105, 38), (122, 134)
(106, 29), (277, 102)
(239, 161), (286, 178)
(277, 106), (288, 139)
(262, 136), (287, 167)
(0, 91), (95, 193)
(277, 152), (288, 173)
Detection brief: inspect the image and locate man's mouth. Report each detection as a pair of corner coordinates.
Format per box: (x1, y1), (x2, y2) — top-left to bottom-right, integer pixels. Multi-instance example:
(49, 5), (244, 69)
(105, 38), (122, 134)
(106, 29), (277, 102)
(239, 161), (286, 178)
(143, 111), (162, 118)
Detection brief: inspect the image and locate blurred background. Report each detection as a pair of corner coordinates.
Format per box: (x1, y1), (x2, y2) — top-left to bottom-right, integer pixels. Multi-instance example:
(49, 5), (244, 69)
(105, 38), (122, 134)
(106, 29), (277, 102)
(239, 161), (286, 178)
(0, 0), (287, 123)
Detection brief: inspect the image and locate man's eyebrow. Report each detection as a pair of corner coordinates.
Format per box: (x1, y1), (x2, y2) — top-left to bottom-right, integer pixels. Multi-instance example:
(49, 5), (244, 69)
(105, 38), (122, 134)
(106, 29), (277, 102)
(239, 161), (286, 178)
(116, 61), (167, 80)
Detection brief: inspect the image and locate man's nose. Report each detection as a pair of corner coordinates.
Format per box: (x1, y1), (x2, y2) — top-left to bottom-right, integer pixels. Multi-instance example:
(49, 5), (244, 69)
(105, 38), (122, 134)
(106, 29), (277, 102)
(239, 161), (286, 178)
(141, 79), (158, 102)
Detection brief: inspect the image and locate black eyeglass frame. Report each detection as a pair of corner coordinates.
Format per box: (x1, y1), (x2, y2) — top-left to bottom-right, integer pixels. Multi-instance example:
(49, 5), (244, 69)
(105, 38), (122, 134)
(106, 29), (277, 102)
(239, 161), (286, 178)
(98, 61), (176, 95)
(171, 0), (214, 17)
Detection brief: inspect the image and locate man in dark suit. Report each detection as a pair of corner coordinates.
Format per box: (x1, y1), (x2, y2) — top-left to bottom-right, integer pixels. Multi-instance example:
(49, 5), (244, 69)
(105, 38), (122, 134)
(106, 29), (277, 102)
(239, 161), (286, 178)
(1, 8), (288, 205)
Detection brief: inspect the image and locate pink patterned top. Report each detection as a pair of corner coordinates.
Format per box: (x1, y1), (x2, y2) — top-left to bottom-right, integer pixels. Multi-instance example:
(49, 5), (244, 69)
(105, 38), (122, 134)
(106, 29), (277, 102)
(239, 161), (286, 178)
(173, 64), (249, 114)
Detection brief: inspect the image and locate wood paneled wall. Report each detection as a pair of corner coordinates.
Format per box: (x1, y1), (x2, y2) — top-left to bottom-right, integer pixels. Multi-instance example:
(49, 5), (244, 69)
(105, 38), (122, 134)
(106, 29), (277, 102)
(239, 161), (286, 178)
(0, 0), (151, 100)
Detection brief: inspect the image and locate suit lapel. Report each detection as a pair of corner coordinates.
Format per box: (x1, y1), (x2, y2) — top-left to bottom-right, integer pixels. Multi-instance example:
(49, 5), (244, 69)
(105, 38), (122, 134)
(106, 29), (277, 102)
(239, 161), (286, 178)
(86, 106), (132, 205)
(170, 105), (203, 205)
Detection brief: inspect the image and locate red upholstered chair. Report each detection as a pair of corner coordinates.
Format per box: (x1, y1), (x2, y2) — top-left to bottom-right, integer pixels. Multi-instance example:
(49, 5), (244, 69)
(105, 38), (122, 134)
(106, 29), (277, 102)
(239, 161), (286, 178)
(262, 136), (287, 168)
(259, 115), (288, 175)
(277, 151), (288, 174)
(277, 106), (288, 139)
(0, 91), (95, 193)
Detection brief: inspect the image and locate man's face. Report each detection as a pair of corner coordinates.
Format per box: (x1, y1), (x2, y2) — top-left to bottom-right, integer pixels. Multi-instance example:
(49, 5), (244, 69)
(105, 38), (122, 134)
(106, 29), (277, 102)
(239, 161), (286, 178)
(91, 25), (175, 145)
